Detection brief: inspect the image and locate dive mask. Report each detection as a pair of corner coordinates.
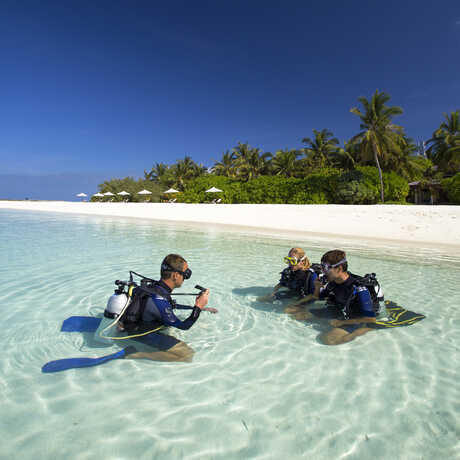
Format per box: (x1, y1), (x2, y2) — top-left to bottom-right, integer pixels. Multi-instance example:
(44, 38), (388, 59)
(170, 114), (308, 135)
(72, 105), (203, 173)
(284, 256), (306, 266)
(321, 258), (347, 273)
(161, 262), (192, 279)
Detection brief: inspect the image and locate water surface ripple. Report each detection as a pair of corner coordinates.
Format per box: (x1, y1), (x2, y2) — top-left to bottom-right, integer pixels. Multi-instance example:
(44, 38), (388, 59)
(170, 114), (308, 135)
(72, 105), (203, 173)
(1, 209), (459, 459)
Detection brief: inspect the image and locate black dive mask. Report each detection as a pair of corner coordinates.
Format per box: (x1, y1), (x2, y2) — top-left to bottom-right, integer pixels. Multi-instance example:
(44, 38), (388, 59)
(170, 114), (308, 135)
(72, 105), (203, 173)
(161, 262), (192, 280)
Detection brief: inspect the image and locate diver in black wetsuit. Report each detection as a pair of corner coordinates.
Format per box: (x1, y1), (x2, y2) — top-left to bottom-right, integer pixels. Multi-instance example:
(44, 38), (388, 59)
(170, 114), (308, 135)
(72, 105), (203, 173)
(258, 247), (318, 302)
(125, 254), (216, 362)
(287, 249), (379, 345)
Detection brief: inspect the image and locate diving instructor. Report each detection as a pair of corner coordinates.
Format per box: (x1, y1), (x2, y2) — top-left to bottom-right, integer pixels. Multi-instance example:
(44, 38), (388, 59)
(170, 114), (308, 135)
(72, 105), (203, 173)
(126, 254), (216, 363)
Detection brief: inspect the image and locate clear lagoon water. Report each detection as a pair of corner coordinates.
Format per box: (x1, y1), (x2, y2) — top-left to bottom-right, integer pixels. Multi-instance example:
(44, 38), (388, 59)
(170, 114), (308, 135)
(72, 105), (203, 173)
(1, 209), (459, 460)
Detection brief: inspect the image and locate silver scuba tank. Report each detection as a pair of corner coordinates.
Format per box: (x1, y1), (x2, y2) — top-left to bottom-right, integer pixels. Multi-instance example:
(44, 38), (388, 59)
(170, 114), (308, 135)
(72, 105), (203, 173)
(94, 290), (129, 343)
(105, 291), (128, 318)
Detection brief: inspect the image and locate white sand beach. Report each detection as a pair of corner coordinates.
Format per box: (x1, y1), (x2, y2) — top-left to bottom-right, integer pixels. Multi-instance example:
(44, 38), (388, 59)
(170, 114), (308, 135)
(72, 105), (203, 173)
(2, 200), (459, 248)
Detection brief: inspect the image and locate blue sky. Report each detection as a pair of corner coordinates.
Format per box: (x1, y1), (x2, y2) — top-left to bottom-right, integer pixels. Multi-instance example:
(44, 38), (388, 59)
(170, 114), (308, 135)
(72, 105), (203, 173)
(0, 0), (459, 199)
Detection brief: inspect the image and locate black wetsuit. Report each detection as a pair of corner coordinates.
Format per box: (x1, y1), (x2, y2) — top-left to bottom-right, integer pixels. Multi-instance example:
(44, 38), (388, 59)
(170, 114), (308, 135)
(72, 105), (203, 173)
(311, 274), (376, 333)
(276, 267), (318, 299)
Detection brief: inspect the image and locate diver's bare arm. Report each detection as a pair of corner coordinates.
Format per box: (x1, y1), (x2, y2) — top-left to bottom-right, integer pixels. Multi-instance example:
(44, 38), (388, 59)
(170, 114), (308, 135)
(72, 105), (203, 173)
(292, 294), (315, 306)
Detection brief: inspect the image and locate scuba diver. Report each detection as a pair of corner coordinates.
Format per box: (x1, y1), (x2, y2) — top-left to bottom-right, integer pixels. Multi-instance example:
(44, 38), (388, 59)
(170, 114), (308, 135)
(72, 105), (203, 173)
(286, 249), (384, 345)
(258, 247), (318, 303)
(106, 254), (217, 362)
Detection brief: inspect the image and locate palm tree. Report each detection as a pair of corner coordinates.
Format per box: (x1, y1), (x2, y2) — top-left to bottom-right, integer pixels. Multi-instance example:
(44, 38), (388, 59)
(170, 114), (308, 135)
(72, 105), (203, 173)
(426, 111), (460, 175)
(232, 142), (272, 181)
(170, 156), (206, 191)
(302, 129), (340, 169)
(350, 90), (404, 202)
(144, 162), (169, 182)
(212, 150), (237, 177)
(271, 149), (301, 177)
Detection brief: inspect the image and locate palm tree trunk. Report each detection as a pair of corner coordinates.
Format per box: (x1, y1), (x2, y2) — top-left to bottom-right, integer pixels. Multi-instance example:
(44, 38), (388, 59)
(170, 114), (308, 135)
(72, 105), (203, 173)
(373, 148), (385, 203)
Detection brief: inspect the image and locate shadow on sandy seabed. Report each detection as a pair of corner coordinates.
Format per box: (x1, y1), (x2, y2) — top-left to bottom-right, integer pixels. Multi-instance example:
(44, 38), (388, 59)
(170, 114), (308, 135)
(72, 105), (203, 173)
(232, 285), (294, 313)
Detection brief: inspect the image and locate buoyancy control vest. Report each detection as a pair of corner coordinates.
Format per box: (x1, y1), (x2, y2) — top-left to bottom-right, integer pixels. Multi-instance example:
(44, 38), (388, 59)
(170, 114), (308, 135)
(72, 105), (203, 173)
(279, 265), (322, 297)
(326, 273), (384, 319)
(120, 280), (175, 332)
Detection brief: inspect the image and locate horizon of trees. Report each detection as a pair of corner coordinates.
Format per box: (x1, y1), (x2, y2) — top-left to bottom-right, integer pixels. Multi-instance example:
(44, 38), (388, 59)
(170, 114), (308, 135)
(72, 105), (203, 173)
(96, 91), (460, 204)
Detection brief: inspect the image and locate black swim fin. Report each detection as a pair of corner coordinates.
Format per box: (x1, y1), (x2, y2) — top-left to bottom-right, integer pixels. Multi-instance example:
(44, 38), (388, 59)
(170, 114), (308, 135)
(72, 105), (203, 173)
(367, 301), (425, 329)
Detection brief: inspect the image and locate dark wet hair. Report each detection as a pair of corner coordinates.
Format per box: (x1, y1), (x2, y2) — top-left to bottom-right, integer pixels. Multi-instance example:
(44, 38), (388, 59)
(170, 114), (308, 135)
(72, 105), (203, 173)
(321, 249), (348, 272)
(161, 254), (186, 279)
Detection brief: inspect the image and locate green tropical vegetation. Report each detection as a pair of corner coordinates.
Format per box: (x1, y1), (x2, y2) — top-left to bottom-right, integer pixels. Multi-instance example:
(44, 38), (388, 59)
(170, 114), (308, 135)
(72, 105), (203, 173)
(95, 92), (459, 205)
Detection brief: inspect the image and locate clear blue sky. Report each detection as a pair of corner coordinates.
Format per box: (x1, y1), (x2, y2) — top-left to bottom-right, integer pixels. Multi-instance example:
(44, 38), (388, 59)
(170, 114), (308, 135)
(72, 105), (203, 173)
(1, 0), (459, 199)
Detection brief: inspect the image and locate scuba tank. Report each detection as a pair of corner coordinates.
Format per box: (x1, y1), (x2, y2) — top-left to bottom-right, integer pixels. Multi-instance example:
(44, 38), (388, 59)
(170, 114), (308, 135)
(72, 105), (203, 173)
(94, 282), (130, 343)
(105, 289), (129, 319)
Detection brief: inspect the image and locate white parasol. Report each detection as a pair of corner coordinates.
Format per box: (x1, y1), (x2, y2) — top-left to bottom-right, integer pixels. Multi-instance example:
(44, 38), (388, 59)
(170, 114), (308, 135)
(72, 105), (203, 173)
(163, 188), (179, 194)
(205, 187), (223, 193)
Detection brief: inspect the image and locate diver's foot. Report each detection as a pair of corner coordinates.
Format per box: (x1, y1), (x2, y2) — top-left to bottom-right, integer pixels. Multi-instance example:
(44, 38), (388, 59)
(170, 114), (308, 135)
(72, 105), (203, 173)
(123, 346), (137, 357)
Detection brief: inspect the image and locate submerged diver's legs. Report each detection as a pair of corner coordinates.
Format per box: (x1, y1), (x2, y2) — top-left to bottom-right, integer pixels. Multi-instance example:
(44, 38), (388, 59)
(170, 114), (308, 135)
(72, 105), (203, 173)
(284, 305), (314, 321)
(257, 293), (275, 302)
(124, 332), (195, 362)
(319, 326), (373, 345)
(125, 341), (195, 362)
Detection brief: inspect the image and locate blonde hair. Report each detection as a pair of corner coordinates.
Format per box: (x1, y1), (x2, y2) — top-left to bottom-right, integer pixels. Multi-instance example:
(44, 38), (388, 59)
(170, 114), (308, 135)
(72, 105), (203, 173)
(288, 247), (311, 270)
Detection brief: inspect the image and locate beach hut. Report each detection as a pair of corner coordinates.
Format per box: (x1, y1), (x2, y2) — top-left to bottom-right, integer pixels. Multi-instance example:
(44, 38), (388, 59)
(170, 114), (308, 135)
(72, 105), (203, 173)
(205, 186), (223, 203)
(408, 180), (444, 205)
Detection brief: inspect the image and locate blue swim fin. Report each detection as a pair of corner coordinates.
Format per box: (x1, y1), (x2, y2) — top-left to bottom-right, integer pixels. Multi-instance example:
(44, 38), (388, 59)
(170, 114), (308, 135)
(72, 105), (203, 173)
(41, 346), (137, 373)
(61, 316), (102, 332)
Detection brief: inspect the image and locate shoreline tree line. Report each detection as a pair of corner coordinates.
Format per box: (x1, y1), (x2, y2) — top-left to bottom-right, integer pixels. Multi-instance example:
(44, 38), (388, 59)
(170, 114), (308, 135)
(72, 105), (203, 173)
(95, 91), (460, 204)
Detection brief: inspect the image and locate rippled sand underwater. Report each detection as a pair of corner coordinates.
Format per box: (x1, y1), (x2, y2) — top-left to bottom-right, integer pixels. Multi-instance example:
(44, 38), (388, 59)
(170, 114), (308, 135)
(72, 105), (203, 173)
(1, 210), (459, 460)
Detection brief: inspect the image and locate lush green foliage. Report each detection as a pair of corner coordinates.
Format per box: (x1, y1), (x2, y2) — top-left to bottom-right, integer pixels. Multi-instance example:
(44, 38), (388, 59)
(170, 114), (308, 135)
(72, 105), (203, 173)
(441, 173), (460, 204)
(349, 90), (405, 202)
(93, 177), (163, 202)
(176, 166), (408, 204)
(144, 156), (207, 191)
(427, 111), (460, 175)
(99, 92), (459, 205)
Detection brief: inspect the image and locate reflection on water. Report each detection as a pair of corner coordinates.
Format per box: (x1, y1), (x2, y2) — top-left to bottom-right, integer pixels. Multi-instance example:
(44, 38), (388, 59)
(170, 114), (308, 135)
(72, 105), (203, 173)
(1, 209), (459, 460)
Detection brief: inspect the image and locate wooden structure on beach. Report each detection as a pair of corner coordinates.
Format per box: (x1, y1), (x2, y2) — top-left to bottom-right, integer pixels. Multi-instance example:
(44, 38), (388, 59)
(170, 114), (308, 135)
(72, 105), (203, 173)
(408, 180), (445, 205)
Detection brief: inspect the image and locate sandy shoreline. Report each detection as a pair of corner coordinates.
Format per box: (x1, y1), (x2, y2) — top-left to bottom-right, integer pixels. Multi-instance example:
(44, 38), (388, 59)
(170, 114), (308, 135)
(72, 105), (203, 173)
(1, 200), (460, 248)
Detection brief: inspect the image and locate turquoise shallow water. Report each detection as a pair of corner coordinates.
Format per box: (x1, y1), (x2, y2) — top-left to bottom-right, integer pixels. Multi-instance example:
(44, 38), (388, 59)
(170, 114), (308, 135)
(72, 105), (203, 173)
(1, 209), (459, 460)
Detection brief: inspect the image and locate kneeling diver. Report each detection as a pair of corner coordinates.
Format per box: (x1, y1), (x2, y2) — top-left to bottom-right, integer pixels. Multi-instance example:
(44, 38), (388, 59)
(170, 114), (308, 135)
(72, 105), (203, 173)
(122, 253), (217, 362)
